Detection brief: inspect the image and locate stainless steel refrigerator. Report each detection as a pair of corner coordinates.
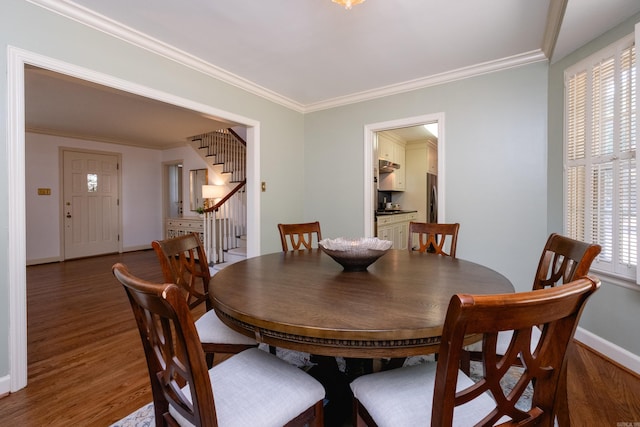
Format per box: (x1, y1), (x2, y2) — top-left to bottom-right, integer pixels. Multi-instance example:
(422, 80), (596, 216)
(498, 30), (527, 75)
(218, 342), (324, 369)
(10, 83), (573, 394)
(426, 173), (438, 223)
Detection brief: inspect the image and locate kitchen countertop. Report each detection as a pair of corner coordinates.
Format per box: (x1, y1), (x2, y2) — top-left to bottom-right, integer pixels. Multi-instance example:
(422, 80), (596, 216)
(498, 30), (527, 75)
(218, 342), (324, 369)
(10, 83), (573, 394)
(375, 210), (417, 216)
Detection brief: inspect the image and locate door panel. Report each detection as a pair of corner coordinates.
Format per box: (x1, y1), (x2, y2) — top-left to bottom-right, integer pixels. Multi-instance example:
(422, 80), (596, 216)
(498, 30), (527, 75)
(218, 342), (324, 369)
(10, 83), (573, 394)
(63, 150), (120, 259)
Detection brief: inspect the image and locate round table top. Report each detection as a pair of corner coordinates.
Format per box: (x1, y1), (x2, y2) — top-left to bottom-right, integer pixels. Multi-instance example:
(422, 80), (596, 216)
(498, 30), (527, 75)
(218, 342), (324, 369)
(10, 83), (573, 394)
(210, 249), (513, 358)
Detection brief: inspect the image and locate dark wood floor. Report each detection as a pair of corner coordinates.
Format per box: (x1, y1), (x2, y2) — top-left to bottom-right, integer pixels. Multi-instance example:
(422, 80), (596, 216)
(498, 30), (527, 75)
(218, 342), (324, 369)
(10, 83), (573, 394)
(0, 249), (638, 426)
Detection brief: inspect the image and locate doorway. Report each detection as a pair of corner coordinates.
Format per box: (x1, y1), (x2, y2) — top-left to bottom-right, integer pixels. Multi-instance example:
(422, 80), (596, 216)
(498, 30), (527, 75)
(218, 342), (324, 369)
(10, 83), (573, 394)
(164, 162), (184, 219)
(375, 125), (438, 220)
(8, 46), (261, 392)
(363, 113), (445, 237)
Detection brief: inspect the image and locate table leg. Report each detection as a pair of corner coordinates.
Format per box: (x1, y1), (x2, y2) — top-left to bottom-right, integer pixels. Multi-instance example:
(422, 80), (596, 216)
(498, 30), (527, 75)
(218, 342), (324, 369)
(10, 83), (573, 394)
(307, 355), (352, 426)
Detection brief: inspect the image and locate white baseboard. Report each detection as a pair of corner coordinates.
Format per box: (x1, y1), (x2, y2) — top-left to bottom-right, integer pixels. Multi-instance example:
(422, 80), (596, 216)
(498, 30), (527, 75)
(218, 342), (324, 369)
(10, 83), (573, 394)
(122, 244), (153, 252)
(575, 327), (640, 375)
(26, 256), (61, 266)
(0, 375), (10, 398)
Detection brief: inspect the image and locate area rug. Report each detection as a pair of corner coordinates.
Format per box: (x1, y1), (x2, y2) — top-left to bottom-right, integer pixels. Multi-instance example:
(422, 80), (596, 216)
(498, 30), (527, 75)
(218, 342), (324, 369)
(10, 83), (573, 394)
(110, 345), (533, 426)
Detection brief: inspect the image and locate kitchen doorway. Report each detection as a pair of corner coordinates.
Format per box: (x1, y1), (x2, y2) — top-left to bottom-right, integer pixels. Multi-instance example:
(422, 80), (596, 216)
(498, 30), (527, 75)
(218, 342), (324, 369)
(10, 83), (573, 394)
(363, 113), (445, 237)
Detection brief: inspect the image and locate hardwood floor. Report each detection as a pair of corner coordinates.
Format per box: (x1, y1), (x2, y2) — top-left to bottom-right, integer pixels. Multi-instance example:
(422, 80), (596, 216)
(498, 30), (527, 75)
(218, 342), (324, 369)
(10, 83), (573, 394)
(0, 249), (638, 426)
(0, 251), (162, 426)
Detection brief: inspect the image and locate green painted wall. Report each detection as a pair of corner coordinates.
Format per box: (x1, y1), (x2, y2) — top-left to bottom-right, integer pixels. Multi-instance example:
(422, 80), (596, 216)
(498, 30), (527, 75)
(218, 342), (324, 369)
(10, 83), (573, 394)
(304, 63), (548, 293)
(0, 0), (305, 377)
(1, 0), (638, 385)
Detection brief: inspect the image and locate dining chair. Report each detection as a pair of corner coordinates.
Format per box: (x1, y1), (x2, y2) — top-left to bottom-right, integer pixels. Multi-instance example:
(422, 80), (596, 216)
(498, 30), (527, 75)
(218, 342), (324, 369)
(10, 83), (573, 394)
(408, 222), (460, 257)
(350, 276), (601, 427)
(152, 232), (256, 365)
(530, 233), (602, 291)
(276, 221), (323, 357)
(465, 233), (602, 371)
(112, 262), (325, 427)
(278, 221), (323, 251)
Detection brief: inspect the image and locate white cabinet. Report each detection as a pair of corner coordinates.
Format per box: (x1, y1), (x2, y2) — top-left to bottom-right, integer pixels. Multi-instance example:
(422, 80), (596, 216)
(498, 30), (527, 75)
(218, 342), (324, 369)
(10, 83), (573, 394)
(378, 138), (393, 162)
(165, 217), (204, 242)
(427, 143), (437, 175)
(378, 135), (405, 165)
(376, 212), (417, 249)
(379, 142), (406, 191)
(377, 222), (392, 242)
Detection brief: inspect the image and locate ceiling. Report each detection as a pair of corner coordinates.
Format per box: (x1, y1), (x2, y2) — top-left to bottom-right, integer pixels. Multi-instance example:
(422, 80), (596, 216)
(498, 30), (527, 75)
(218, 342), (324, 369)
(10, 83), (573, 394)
(24, 0), (640, 149)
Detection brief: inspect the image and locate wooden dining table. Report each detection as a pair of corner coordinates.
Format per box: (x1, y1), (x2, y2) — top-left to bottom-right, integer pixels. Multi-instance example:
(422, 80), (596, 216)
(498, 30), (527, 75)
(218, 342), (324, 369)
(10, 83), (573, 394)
(210, 249), (513, 359)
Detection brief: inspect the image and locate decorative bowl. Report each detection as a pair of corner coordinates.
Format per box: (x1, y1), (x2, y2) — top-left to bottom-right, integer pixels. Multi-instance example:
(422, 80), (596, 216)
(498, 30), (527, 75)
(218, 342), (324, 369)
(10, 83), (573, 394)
(319, 237), (392, 272)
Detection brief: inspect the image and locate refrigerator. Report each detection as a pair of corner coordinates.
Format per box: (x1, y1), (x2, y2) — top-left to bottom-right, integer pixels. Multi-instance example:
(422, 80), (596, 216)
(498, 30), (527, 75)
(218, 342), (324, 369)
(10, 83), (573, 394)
(426, 173), (438, 223)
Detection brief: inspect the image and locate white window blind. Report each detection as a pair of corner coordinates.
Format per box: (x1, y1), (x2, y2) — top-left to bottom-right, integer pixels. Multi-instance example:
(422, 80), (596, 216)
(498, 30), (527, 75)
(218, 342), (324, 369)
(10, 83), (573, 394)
(565, 34), (637, 282)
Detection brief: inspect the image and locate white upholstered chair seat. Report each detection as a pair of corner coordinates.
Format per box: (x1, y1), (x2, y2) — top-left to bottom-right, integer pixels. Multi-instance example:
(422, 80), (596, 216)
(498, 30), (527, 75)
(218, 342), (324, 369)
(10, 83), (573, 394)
(194, 310), (256, 346)
(350, 361), (503, 427)
(169, 347), (325, 427)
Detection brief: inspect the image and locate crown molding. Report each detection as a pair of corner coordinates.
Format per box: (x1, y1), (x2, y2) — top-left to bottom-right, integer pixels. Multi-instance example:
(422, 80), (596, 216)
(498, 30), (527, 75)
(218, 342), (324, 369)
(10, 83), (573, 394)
(27, 0), (548, 115)
(303, 50), (548, 113)
(542, 0), (568, 60)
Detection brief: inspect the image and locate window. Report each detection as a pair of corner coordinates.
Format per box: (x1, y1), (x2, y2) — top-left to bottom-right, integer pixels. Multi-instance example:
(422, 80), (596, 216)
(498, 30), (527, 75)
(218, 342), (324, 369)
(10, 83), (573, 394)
(87, 173), (98, 192)
(565, 34), (637, 282)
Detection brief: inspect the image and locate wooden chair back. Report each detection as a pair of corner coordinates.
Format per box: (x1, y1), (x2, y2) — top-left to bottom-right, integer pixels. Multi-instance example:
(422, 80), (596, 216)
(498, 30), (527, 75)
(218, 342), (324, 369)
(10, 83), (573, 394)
(408, 222), (460, 257)
(533, 233), (601, 290)
(432, 276), (601, 426)
(278, 221), (323, 251)
(152, 232), (212, 311)
(112, 263), (217, 427)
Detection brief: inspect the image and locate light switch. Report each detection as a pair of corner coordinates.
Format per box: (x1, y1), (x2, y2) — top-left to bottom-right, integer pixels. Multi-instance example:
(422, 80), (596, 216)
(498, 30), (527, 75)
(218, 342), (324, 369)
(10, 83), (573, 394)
(37, 188), (51, 196)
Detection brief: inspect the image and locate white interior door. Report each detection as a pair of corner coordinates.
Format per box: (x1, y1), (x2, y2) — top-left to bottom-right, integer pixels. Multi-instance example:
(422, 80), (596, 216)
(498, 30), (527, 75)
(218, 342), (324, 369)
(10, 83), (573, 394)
(63, 150), (120, 259)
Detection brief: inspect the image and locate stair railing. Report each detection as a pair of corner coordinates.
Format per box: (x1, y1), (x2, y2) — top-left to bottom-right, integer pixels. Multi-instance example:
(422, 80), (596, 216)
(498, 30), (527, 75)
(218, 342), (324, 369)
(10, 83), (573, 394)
(202, 180), (247, 265)
(190, 129), (247, 265)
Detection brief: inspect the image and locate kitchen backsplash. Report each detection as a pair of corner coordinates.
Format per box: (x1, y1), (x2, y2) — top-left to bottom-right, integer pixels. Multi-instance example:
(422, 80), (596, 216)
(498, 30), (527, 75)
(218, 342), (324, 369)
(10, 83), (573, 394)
(378, 190), (393, 210)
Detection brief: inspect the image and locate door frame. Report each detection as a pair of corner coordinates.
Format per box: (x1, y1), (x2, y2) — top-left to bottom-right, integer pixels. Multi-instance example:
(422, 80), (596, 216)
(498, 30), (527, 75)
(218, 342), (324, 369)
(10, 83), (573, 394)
(7, 46), (261, 392)
(363, 113), (445, 237)
(162, 160), (185, 222)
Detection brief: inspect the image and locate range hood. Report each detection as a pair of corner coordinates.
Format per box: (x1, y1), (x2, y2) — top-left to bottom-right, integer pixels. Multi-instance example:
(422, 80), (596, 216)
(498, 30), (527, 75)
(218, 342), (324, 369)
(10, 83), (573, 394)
(379, 159), (400, 173)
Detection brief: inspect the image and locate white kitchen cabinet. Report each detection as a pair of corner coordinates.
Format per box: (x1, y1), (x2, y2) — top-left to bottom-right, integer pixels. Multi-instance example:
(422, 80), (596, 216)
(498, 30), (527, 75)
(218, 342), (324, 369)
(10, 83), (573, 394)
(394, 151), (406, 190)
(392, 222), (405, 249)
(378, 135), (405, 164)
(427, 143), (437, 174)
(376, 212), (417, 249)
(378, 137), (393, 161)
(379, 142), (406, 191)
(377, 223), (392, 242)
(393, 141), (406, 165)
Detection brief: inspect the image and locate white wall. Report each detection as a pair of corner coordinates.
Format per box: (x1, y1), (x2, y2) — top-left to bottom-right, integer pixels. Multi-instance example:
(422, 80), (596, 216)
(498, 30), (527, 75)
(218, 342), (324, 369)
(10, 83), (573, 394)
(161, 145), (212, 218)
(25, 133), (164, 263)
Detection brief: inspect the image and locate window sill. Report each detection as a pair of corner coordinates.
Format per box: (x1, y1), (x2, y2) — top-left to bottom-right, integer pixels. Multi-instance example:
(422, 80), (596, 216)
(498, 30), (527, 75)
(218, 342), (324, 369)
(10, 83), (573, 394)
(590, 269), (640, 292)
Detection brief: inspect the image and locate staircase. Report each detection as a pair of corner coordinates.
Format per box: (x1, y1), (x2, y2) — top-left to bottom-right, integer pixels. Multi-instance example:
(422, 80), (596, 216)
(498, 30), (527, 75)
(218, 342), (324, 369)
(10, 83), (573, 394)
(188, 128), (247, 269)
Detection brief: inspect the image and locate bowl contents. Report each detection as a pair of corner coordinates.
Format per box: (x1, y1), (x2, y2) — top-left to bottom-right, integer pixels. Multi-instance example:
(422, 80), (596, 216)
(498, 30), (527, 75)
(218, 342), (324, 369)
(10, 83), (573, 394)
(319, 237), (392, 272)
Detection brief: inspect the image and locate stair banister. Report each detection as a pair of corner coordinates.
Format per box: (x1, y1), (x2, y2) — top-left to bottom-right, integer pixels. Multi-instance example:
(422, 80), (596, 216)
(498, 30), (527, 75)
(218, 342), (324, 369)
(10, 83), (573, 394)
(190, 128), (247, 266)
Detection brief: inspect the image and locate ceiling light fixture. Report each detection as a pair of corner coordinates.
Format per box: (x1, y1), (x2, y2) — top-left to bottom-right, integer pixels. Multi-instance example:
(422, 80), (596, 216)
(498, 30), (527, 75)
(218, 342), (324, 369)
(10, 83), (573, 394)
(332, 0), (365, 10)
